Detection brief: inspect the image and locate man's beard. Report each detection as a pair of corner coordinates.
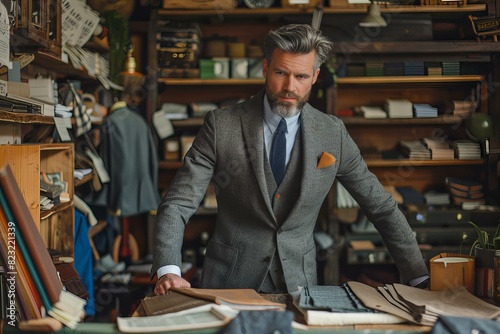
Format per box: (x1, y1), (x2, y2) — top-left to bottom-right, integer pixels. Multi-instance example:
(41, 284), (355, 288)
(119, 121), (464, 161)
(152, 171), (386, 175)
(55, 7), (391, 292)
(266, 86), (310, 118)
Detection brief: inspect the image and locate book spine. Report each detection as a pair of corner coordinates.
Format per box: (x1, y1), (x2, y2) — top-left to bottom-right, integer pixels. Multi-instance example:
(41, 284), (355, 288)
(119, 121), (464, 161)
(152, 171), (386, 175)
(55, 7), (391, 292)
(0, 165), (62, 306)
(0, 189), (52, 312)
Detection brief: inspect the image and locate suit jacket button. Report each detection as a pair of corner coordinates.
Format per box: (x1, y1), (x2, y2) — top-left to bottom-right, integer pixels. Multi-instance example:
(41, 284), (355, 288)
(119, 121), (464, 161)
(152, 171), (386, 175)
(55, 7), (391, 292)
(264, 256), (271, 262)
(277, 229), (282, 234)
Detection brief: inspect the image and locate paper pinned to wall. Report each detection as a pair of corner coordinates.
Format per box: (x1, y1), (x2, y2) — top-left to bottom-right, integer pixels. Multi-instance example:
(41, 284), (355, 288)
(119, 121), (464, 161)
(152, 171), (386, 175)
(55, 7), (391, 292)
(0, 2), (10, 68)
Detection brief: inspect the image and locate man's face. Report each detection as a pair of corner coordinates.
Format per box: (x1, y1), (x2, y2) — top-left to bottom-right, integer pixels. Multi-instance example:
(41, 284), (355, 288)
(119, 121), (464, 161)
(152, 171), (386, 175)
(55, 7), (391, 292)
(263, 49), (320, 118)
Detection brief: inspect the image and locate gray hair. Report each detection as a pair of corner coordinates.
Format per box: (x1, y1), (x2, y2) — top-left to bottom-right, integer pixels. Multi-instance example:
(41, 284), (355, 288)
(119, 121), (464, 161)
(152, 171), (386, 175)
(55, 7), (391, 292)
(263, 24), (333, 71)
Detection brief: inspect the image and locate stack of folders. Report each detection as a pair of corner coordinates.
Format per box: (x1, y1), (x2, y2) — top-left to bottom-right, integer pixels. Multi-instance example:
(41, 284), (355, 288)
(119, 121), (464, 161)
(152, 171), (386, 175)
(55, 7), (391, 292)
(451, 139), (482, 160)
(347, 281), (500, 326)
(0, 164), (86, 329)
(399, 140), (431, 160)
(422, 137), (455, 160)
(385, 99), (413, 118)
(413, 104), (438, 118)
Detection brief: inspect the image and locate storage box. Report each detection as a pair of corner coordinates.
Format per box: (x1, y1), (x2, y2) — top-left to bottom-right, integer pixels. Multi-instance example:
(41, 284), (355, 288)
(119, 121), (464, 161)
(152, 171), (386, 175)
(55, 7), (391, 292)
(163, 0), (236, 9)
(282, 0), (323, 8)
(430, 253), (475, 294)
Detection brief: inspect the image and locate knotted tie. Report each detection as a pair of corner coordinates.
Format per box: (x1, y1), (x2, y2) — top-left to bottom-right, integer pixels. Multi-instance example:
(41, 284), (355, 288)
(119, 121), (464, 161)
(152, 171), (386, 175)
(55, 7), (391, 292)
(270, 118), (287, 186)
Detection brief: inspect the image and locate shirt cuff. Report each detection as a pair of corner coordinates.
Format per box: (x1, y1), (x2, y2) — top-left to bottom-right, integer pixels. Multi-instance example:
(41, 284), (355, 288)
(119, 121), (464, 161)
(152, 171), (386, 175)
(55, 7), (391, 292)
(157, 265), (181, 278)
(409, 275), (430, 288)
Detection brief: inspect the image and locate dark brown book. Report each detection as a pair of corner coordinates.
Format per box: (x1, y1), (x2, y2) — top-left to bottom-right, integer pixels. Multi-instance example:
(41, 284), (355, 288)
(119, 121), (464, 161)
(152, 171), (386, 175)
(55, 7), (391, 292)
(171, 287), (286, 310)
(0, 164), (62, 306)
(141, 291), (211, 316)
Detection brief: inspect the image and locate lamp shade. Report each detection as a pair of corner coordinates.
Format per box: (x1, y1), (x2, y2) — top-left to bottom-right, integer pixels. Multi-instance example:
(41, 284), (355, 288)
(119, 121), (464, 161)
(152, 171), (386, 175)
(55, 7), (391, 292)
(359, 2), (387, 28)
(466, 112), (493, 155)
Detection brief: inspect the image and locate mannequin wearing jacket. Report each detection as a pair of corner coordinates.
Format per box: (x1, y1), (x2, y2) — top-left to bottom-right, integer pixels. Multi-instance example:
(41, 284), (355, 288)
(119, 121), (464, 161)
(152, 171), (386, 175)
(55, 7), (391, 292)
(152, 24), (429, 294)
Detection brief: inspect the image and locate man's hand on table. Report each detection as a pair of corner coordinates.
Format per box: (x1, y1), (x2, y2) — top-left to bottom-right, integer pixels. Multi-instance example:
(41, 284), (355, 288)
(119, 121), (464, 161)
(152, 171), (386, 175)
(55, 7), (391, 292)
(154, 273), (191, 295)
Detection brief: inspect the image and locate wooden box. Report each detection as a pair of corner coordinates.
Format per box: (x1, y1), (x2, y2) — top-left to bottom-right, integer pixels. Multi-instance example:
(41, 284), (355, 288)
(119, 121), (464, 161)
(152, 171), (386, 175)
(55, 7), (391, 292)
(0, 143), (75, 257)
(282, 0), (323, 7)
(163, 0), (236, 9)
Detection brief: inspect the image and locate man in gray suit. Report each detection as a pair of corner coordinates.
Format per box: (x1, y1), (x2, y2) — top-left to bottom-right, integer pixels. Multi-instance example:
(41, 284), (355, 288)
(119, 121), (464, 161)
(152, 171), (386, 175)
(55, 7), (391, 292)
(152, 24), (429, 294)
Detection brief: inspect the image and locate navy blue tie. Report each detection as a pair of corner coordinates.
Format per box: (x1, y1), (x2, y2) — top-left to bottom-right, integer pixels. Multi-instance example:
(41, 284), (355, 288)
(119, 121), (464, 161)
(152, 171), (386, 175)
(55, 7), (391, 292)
(270, 118), (287, 186)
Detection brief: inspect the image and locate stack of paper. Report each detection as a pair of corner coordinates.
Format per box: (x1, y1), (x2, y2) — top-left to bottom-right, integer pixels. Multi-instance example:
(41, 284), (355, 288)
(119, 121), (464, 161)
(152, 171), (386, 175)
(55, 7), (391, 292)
(348, 281), (500, 326)
(385, 99), (413, 118)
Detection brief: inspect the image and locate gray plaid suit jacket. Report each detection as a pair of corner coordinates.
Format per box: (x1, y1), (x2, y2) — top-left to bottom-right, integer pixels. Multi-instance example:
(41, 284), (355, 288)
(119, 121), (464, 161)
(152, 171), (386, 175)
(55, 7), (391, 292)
(152, 89), (428, 292)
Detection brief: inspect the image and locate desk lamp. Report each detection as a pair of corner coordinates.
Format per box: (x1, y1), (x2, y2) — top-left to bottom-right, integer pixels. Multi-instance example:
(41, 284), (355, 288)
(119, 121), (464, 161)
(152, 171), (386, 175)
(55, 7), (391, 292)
(466, 112), (493, 156)
(359, 1), (387, 28)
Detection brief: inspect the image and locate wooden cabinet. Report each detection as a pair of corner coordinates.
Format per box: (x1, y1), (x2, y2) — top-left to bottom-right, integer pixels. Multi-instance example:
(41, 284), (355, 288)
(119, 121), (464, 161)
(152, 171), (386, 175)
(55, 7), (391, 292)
(0, 143), (74, 257)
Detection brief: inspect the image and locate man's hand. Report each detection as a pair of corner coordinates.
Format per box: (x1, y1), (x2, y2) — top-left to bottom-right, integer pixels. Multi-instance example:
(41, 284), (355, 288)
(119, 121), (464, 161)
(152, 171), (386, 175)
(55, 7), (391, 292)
(154, 273), (191, 295)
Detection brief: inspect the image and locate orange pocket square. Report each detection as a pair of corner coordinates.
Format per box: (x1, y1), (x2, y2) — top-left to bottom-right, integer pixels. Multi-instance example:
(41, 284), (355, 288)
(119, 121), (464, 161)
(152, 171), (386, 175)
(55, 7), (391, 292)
(317, 151), (336, 169)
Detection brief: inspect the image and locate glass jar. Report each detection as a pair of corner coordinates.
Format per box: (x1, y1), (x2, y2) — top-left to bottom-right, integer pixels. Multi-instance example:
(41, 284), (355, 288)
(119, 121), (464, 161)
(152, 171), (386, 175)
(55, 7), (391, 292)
(493, 250), (500, 305)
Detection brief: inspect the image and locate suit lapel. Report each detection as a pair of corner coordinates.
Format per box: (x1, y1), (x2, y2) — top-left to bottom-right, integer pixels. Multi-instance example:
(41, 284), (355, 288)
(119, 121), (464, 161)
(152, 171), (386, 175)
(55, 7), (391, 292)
(291, 104), (324, 215)
(240, 90), (274, 217)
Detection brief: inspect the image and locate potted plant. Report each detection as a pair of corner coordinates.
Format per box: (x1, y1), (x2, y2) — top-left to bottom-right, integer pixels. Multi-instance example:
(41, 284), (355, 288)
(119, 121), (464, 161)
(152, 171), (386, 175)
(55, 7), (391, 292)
(467, 220), (500, 298)
(468, 220), (500, 264)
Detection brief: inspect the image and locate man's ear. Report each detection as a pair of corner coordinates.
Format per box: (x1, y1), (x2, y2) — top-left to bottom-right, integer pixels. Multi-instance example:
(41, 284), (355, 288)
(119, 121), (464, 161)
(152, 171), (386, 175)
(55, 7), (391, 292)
(312, 68), (321, 85)
(262, 58), (269, 78)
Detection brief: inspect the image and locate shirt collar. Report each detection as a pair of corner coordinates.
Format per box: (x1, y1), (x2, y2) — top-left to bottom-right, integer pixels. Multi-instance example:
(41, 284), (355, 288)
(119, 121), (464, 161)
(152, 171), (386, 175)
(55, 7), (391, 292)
(263, 94), (301, 134)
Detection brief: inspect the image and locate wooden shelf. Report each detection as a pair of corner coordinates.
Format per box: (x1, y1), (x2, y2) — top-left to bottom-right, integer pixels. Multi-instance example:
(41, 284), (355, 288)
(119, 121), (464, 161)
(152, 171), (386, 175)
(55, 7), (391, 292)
(159, 161), (183, 169)
(158, 78), (264, 85)
(336, 75), (485, 85)
(40, 201), (73, 220)
(32, 52), (94, 80)
(340, 115), (467, 125)
(0, 110), (54, 124)
(157, 5), (486, 17)
(333, 41), (500, 54)
(75, 173), (93, 187)
(366, 159), (484, 167)
(171, 118), (204, 128)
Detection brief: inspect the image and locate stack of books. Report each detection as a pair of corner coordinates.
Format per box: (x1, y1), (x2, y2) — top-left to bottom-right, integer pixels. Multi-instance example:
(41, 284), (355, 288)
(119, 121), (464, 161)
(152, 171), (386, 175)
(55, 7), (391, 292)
(424, 190), (451, 206)
(442, 61), (460, 75)
(445, 176), (485, 206)
(400, 140), (431, 160)
(365, 62), (384, 76)
(384, 62), (404, 76)
(358, 105), (387, 119)
(451, 139), (482, 160)
(422, 137), (454, 160)
(0, 164), (86, 329)
(447, 100), (477, 117)
(395, 186), (425, 205)
(424, 61), (442, 76)
(404, 61), (425, 76)
(413, 104), (438, 118)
